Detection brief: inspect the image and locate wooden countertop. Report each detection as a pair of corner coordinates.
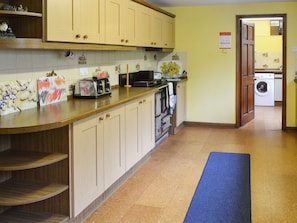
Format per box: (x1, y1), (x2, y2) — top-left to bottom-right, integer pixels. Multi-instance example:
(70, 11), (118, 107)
(255, 69), (283, 74)
(0, 87), (157, 134)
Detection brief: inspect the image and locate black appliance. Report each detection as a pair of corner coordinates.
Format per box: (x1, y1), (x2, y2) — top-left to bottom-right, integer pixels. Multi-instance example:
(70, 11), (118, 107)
(155, 84), (171, 143)
(119, 70), (162, 87)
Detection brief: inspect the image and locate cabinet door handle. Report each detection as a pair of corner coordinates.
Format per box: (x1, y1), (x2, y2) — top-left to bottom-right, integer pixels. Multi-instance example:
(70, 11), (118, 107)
(139, 101), (143, 104)
(143, 99), (146, 103)
(125, 39), (129, 43)
(121, 39), (125, 42)
(75, 34), (81, 39)
(106, 114), (111, 118)
(83, 35), (88, 39)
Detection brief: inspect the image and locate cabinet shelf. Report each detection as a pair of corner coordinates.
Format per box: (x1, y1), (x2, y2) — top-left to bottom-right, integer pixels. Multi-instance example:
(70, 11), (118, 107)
(0, 180), (69, 206)
(0, 209), (69, 223)
(0, 150), (68, 171)
(0, 10), (42, 17)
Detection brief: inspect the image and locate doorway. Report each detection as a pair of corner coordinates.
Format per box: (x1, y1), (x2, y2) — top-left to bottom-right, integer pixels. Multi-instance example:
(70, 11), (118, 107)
(236, 14), (287, 130)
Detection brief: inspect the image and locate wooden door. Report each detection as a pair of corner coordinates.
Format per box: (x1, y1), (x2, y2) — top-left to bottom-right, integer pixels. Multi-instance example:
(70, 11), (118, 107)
(240, 22), (255, 126)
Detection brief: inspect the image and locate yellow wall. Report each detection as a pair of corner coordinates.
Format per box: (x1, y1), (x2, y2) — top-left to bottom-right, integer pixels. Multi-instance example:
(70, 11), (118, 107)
(254, 20), (282, 52)
(164, 2), (297, 127)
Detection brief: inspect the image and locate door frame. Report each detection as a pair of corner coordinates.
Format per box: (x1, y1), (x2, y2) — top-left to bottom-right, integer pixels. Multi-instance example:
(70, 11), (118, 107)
(236, 14), (287, 130)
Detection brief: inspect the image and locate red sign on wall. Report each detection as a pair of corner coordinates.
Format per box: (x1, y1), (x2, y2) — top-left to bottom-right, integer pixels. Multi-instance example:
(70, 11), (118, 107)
(219, 32), (232, 49)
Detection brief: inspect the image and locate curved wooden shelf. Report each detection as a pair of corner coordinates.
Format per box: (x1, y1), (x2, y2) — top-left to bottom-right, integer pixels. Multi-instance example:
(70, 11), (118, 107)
(0, 150), (68, 171)
(0, 10), (42, 17)
(0, 180), (69, 206)
(0, 209), (69, 223)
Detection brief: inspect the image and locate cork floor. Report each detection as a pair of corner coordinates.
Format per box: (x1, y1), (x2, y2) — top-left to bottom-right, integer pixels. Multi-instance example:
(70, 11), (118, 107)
(85, 106), (297, 223)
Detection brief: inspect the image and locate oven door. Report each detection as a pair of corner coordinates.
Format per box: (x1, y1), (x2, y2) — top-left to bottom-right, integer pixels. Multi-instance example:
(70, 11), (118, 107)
(155, 92), (162, 117)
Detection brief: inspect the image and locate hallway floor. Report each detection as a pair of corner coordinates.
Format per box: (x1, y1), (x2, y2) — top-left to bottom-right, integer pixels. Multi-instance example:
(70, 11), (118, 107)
(85, 106), (297, 223)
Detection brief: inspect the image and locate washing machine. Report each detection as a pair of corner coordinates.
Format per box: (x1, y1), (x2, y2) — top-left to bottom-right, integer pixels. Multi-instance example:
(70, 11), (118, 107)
(254, 73), (275, 106)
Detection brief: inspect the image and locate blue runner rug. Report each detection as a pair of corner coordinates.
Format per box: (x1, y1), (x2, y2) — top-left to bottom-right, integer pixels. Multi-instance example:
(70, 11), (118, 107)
(184, 152), (251, 223)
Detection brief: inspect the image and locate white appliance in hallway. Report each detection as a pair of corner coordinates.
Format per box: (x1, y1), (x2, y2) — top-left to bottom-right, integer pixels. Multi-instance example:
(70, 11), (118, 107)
(274, 73), (283, 102)
(255, 73), (275, 106)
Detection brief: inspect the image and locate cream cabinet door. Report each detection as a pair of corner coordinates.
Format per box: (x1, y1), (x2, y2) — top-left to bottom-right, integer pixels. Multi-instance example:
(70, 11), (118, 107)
(103, 106), (126, 189)
(46, 0), (75, 42)
(79, 0), (105, 43)
(72, 114), (104, 217)
(125, 0), (138, 46)
(176, 81), (187, 127)
(46, 0), (104, 43)
(125, 94), (155, 171)
(125, 100), (142, 171)
(150, 10), (163, 47)
(162, 15), (175, 48)
(137, 4), (152, 47)
(105, 0), (137, 46)
(140, 95), (155, 155)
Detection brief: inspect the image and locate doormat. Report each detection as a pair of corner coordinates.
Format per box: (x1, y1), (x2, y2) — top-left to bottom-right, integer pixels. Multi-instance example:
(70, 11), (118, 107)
(184, 152), (251, 223)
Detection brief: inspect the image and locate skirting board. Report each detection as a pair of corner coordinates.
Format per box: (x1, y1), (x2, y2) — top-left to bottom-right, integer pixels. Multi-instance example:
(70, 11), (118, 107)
(185, 121), (237, 129)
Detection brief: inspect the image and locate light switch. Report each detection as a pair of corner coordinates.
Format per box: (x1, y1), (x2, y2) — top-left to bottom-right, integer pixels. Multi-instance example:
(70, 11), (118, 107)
(80, 67), (88, 76)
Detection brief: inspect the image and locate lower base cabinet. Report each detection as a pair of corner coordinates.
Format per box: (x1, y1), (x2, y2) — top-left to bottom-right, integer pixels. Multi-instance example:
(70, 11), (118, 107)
(125, 94), (155, 171)
(71, 94), (155, 218)
(102, 106), (126, 189)
(72, 105), (125, 217)
(176, 81), (187, 127)
(72, 115), (104, 217)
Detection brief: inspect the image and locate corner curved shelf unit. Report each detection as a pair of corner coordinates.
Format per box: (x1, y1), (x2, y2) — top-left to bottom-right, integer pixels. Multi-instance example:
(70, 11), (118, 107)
(0, 151), (68, 171)
(0, 180), (68, 206)
(0, 10), (42, 17)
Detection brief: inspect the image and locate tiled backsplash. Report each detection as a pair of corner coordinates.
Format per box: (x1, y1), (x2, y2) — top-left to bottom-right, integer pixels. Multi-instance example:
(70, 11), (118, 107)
(0, 49), (172, 95)
(255, 51), (282, 69)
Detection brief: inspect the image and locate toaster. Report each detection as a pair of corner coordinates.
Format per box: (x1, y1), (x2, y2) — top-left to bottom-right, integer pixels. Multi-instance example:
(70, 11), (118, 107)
(73, 77), (111, 99)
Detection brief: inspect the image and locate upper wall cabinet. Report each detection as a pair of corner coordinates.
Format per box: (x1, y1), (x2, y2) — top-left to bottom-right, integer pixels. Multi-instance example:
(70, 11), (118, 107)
(45, 0), (105, 44)
(150, 10), (163, 48)
(162, 14), (175, 48)
(105, 0), (137, 46)
(137, 4), (175, 49)
(0, 0), (175, 49)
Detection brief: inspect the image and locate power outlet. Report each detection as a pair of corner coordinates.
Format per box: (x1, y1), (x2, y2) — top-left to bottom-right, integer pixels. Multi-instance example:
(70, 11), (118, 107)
(80, 67), (88, 76)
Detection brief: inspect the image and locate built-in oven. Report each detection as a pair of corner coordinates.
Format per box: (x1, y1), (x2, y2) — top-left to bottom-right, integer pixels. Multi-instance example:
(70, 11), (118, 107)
(155, 84), (171, 143)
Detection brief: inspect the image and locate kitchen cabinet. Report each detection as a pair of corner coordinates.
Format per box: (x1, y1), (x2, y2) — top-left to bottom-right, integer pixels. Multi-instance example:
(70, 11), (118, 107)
(176, 81), (187, 128)
(137, 4), (152, 47)
(138, 6), (174, 48)
(72, 115), (104, 217)
(150, 10), (163, 47)
(105, 0), (137, 46)
(162, 14), (175, 48)
(46, 0), (105, 44)
(274, 74), (283, 102)
(72, 105), (125, 216)
(125, 94), (155, 170)
(0, 127), (70, 222)
(0, 0), (175, 50)
(101, 106), (126, 189)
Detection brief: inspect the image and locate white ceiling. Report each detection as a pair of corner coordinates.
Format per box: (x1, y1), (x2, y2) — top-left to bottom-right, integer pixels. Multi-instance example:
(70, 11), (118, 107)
(145, 0), (297, 7)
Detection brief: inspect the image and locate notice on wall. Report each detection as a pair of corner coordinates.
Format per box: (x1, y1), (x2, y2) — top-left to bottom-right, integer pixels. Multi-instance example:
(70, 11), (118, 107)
(219, 32), (232, 49)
